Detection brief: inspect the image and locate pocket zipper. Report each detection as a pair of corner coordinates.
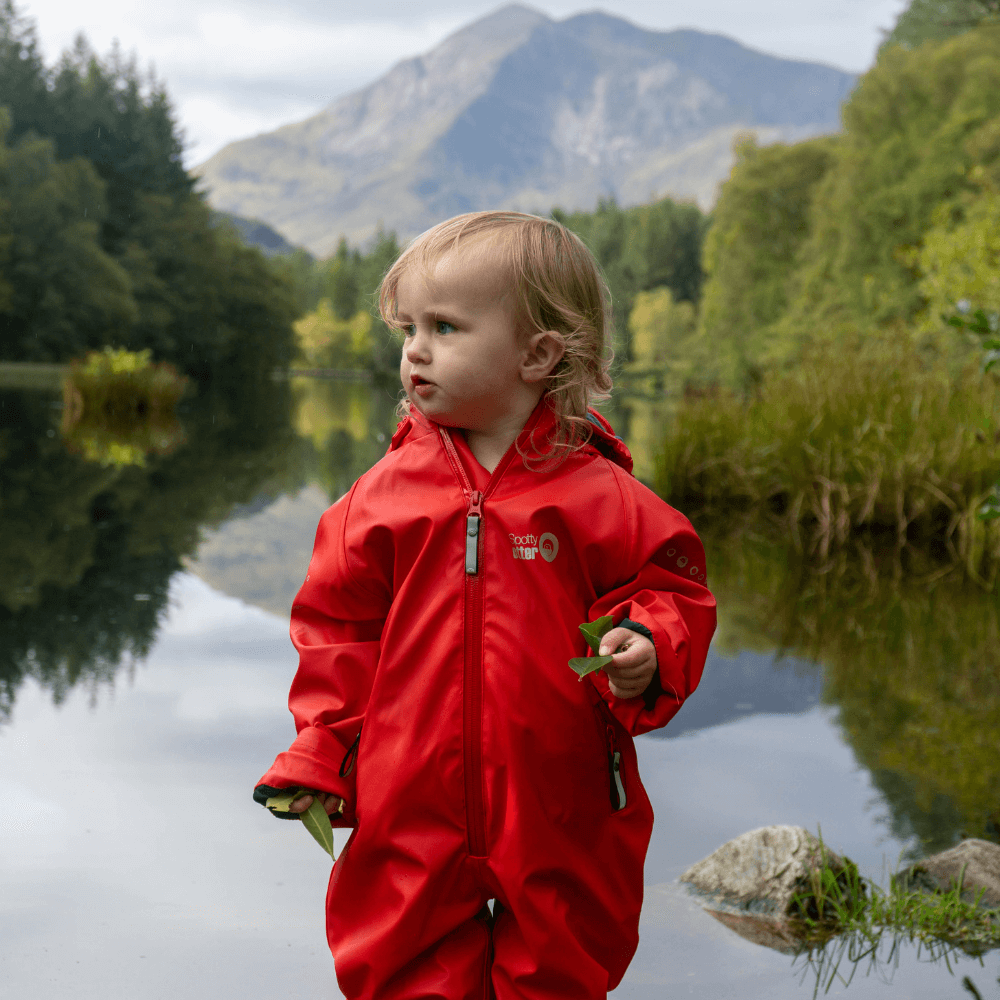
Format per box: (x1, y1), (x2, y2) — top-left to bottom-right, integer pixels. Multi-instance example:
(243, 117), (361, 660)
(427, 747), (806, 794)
(606, 725), (627, 811)
(340, 727), (361, 778)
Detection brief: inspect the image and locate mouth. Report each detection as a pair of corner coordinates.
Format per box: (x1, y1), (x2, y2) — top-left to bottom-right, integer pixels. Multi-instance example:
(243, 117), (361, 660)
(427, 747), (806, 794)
(409, 374), (435, 395)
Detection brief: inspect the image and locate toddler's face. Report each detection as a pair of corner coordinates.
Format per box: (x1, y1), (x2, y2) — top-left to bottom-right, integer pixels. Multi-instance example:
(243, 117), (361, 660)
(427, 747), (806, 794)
(396, 249), (531, 434)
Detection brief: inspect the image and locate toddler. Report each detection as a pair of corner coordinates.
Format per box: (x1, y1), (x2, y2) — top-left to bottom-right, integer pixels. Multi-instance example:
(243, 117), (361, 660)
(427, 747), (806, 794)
(255, 211), (716, 999)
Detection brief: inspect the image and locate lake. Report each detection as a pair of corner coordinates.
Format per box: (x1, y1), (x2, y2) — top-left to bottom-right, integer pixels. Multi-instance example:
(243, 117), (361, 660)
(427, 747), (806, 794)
(1, 373), (997, 999)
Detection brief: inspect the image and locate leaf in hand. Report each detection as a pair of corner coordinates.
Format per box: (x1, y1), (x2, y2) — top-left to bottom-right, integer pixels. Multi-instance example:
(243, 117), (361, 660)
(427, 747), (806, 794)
(300, 796), (336, 859)
(568, 653), (614, 679)
(578, 615), (614, 654)
(265, 790), (302, 814)
(569, 615), (616, 679)
(265, 790), (337, 860)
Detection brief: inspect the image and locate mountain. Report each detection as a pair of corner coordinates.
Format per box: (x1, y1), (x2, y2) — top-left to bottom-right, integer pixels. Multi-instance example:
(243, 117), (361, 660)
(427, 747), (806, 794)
(195, 4), (856, 258)
(210, 211), (307, 258)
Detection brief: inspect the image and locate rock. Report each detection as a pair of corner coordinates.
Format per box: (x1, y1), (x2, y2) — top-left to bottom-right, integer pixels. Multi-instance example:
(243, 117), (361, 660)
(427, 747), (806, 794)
(894, 839), (1000, 910)
(679, 825), (860, 952)
(702, 910), (804, 955)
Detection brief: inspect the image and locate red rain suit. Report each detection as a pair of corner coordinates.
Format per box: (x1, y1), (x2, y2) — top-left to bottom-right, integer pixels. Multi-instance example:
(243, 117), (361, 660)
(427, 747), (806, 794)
(255, 399), (716, 1000)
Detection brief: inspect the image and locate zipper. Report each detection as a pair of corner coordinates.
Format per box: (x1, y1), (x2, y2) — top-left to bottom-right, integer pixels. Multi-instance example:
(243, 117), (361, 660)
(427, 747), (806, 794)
(340, 727), (361, 778)
(607, 725), (627, 811)
(439, 429), (491, 858)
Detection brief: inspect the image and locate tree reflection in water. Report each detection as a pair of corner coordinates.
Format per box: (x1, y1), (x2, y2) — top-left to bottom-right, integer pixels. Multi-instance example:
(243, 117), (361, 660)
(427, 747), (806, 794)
(703, 521), (1000, 853)
(0, 375), (304, 720)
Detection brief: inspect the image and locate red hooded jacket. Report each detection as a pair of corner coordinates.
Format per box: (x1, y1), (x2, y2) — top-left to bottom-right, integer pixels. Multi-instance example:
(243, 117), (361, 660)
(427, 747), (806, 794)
(256, 399), (716, 998)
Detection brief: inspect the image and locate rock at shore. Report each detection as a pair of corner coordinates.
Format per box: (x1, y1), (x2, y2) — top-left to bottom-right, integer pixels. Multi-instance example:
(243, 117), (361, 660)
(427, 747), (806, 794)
(680, 825), (859, 953)
(894, 839), (1000, 910)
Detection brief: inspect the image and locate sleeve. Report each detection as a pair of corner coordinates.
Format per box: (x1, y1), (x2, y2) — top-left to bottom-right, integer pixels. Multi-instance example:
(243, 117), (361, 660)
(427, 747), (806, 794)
(586, 468), (716, 737)
(253, 482), (392, 827)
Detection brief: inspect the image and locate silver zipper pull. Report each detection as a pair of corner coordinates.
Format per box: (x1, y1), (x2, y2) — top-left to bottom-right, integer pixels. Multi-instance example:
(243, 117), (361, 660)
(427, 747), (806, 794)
(612, 751), (626, 810)
(465, 490), (483, 575)
(466, 514), (479, 574)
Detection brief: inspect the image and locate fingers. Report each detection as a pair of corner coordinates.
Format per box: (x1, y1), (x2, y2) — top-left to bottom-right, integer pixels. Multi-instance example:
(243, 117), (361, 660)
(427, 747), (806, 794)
(288, 792), (345, 816)
(607, 669), (654, 699)
(323, 795), (345, 816)
(599, 628), (656, 699)
(598, 627), (638, 657)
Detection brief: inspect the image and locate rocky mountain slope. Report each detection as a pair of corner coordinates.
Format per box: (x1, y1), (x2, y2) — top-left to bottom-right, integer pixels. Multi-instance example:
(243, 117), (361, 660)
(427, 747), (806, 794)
(195, 4), (856, 257)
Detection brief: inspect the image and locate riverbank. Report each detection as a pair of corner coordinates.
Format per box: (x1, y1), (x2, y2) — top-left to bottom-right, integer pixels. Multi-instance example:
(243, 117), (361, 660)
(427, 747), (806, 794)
(655, 340), (1000, 579)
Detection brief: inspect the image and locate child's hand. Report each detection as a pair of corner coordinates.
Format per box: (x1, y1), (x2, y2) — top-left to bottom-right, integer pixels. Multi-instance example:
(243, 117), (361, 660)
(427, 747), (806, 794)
(288, 791), (344, 816)
(599, 627), (657, 699)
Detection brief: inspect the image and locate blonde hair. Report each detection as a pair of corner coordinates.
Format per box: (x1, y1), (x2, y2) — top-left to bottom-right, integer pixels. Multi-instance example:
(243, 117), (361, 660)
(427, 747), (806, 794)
(378, 211), (614, 457)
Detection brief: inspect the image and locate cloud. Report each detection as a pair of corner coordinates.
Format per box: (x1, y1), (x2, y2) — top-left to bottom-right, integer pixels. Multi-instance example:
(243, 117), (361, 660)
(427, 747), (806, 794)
(19, 0), (909, 164)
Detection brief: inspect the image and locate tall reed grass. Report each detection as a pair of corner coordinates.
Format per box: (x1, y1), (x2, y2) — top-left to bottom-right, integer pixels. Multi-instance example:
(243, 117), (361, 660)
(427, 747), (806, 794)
(656, 341), (1000, 581)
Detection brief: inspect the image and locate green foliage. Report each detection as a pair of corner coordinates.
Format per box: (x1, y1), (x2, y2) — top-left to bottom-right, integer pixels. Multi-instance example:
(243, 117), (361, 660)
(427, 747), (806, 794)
(696, 134), (838, 387)
(281, 197), (706, 378)
(776, 27), (1000, 344)
(696, 25), (1000, 381)
(626, 287), (702, 394)
(882, 0), (1000, 51)
(293, 303), (374, 371)
(656, 338), (1000, 574)
(277, 228), (403, 377)
(0, 2), (296, 379)
(551, 196), (707, 360)
(569, 615), (615, 678)
(918, 188), (1000, 359)
(265, 791), (337, 859)
(792, 847), (999, 997)
(0, 112), (138, 351)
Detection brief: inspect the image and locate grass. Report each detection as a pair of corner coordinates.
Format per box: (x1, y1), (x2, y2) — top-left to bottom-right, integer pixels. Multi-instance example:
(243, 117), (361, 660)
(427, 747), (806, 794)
(787, 839), (1000, 996)
(655, 338), (1000, 583)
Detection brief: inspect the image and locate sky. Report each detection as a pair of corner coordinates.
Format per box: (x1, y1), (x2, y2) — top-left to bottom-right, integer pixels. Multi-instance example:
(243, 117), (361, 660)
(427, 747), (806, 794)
(17, 0), (910, 168)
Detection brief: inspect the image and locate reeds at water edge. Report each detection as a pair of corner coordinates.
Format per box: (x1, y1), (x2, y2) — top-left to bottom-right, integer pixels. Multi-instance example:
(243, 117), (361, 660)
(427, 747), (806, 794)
(656, 341), (1000, 584)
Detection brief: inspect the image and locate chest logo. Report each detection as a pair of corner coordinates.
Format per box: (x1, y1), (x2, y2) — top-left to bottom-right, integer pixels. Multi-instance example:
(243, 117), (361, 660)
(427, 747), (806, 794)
(509, 531), (559, 563)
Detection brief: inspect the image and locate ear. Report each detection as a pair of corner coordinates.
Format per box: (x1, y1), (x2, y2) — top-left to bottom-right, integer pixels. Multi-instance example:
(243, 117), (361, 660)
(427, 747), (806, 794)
(520, 329), (566, 384)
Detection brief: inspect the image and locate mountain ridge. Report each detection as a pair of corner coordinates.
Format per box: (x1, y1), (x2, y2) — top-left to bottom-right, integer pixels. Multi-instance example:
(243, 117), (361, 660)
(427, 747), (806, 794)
(196, 4), (856, 257)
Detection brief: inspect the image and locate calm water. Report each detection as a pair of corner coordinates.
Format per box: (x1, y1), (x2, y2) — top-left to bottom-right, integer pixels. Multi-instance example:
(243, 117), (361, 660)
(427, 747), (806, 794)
(1, 375), (998, 999)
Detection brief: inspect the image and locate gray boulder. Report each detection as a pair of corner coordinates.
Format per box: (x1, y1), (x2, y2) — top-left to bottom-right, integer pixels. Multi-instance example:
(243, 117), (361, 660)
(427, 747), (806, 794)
(680, 825), (859, 953)
(894, 839), (1000, 910)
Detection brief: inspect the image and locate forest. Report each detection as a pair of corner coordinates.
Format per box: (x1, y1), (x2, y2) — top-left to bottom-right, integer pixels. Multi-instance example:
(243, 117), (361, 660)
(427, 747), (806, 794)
(0, 0), (296, 381)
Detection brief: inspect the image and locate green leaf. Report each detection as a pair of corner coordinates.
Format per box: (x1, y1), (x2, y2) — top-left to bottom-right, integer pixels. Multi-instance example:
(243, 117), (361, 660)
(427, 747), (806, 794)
(578, 615), (615, 654)
(299, 796), (336, 859)
(265, 790), (303, 813)
(568, 654), (614, 679)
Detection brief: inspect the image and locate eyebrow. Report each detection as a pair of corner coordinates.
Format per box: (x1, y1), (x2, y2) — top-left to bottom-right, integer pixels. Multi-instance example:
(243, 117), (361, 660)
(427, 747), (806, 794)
(394, 305), (466, 325)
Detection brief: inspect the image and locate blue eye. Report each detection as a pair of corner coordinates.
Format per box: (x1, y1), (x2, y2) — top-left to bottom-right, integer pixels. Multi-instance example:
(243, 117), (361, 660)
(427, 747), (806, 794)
(402, 324), (416, 337)
(437, 321), (455, 334)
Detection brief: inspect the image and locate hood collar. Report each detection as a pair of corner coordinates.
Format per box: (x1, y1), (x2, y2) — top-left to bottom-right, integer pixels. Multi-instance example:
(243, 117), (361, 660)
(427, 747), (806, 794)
(389, 396), (634, 476)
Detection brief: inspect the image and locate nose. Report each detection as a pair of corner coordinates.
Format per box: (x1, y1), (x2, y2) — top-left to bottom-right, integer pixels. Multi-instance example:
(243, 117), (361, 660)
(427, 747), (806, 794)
(404, 327), (431, 364)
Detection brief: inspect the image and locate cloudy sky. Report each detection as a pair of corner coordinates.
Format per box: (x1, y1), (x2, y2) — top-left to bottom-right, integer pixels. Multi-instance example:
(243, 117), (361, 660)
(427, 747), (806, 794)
(19, 0), (909, 167)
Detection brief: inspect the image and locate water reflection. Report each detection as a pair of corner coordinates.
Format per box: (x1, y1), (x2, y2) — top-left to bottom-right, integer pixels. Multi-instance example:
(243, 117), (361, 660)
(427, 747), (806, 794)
(704, 524), (1000, 855)
(1, 375), (998, 997)
(793, 928), (1000, 999)
(0, 375), (302, 720)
